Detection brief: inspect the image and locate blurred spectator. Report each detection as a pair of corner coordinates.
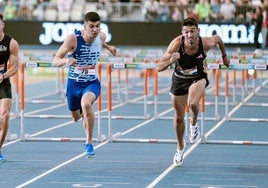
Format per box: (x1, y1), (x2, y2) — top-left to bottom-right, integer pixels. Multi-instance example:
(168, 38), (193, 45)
(210, 0), (221, 22)
(252, 6), (263, 49)
(4, 0), (17, 20)
(17, 0), (32, 20)
(220, 0), (236, 23)
(32, 3), (45, 20)
(57, 0), (73, 12)
(157, 0), (170, 22)
(142, 0), (159, 22)
(262, 7), (268, 48)
(262, 0), (268, 48)
(252, 0), (262, 7)
(171, 0), (187, 22)
(194, 0), (211, 22)
(57, 0), (73, 21)
(187, 5), (200, 21)
(236, 0), (253, 23)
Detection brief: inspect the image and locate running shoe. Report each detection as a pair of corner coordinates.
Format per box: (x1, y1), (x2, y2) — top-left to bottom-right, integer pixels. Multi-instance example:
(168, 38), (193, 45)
(0, 152), (6, 162)
(173, 140), (186, 166)
(190, 124), (200, 143)
(85, 143), (95, 158)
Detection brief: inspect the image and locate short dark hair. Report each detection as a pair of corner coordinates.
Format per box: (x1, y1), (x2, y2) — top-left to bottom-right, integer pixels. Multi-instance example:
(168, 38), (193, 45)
(84, 12), (101, 22)
(182, 18), (198, 27)
(0, 13), (3, 20)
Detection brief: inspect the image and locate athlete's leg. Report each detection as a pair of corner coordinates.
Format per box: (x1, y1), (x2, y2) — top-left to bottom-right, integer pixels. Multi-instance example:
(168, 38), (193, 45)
(188, 78), (206, 126)
(171, 94), (188, 166)
(171, 94), (187, 150)
(81, 92), (96, 144)
(0, 98), (12, 150)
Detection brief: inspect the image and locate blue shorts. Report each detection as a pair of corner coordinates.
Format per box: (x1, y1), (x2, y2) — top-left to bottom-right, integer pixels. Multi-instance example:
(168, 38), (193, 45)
(66, 78), (101, 111)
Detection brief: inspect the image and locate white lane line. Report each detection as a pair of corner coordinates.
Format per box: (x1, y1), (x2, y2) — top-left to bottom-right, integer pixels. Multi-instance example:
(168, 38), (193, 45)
(146, 79), (268, 188)
(3, 120), (76, 147)
(13, 103), (172, 187)
(13, 108), (172, 188)
(173, 183), (259, 188)
(24, 103), (67, 116)
(14, 141), (108, 188)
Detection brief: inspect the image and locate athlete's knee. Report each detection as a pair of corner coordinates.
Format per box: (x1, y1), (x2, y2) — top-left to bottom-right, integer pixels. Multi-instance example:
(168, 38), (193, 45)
(71, 111), (82, 122)
(72, 116), (81, 122)
(81, 101), (93, 112)
(0, 113), (9, 121)
(174, 114), (184, 125)
(189, 102), (199, 113)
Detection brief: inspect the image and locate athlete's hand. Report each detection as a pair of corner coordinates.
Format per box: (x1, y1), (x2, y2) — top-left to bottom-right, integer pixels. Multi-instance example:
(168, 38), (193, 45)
(108, 46), (117, 56)
(0, 73), (4, 83)
(66, 57), (77, 66)
(222, 56), (230, 67)
(169, 52), (180, 65)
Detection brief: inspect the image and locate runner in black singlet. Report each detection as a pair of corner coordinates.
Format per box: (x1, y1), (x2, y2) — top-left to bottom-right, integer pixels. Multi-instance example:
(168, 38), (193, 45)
(0, 13), (19, 162)
(157, 18), (230, 166)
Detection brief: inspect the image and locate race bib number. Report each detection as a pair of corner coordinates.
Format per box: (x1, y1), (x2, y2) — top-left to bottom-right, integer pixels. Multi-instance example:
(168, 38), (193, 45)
(74, 68), (96, 77)
(0, 64), (4, 73)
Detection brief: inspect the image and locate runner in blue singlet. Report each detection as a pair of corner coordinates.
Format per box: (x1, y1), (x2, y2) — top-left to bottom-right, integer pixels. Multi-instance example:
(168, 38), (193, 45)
(53, 12), (117, 158)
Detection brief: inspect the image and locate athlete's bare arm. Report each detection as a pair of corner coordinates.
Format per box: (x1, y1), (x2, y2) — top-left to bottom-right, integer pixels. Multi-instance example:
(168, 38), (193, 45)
(202, 35), (230, 67)
(100, 32), (117, 56)
(53, 34), (77, 67)
(157, 36), (182, 72)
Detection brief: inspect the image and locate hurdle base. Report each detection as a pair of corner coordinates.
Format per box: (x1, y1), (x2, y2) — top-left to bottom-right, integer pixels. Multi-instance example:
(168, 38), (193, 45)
(112, 138), (177, 144)
(20, 134), (104, 143)
(97, 134), (107, 142)
(205, 139), (268, 145)
(5, 133), (18, 141)
(108, 132), (122, 142)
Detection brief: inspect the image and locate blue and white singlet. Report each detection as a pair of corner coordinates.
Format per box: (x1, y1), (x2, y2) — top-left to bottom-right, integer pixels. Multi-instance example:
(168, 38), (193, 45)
(67, 30), (101, 82)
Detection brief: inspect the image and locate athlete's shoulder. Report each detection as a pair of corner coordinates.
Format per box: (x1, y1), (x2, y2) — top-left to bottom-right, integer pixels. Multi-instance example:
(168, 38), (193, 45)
(170, 35), (183, 44)
(168, 35), (183, 49)
(99, 31), (106, 42)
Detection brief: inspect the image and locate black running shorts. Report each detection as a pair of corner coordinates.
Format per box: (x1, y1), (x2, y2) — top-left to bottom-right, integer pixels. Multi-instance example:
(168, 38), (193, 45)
(0, 80), (12, 99)
(170, 72), (209, 96)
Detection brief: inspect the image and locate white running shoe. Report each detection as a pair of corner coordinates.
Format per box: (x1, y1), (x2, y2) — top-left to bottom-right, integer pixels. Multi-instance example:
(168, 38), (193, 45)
(173, 140), (186, 166)
(190, 124), (200, 143)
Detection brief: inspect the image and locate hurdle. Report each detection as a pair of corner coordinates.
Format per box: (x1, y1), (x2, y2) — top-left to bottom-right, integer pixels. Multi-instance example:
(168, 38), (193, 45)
(103, 58), (268, 146)
(19, 52), (66, 104)
(18, 61), (69, 119)
(5, 65), (19, 142)
(101, 60), (160, 120)
(100, 57), (160, 110)
(105, 61), (197, 143)
(17, 50), (268, 146)
(205, 78), (268, 145)
(19, 62), (106, 143)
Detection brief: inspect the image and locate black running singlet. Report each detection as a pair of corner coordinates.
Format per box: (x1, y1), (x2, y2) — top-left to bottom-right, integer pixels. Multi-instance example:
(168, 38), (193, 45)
(0, 34), (11, 84)
(174, 36), (208, 80)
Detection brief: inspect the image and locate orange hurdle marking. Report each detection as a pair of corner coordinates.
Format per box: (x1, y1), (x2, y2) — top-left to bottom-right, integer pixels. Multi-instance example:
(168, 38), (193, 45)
(215, 69), (219, 97)
(20, 63), (25, 110)
(107, 64), (112, 112)
(153, 59), (158, 96)
(225, 70), (229, 97)
(143, 58), (148, 96)
(97, 64), (102, 111)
